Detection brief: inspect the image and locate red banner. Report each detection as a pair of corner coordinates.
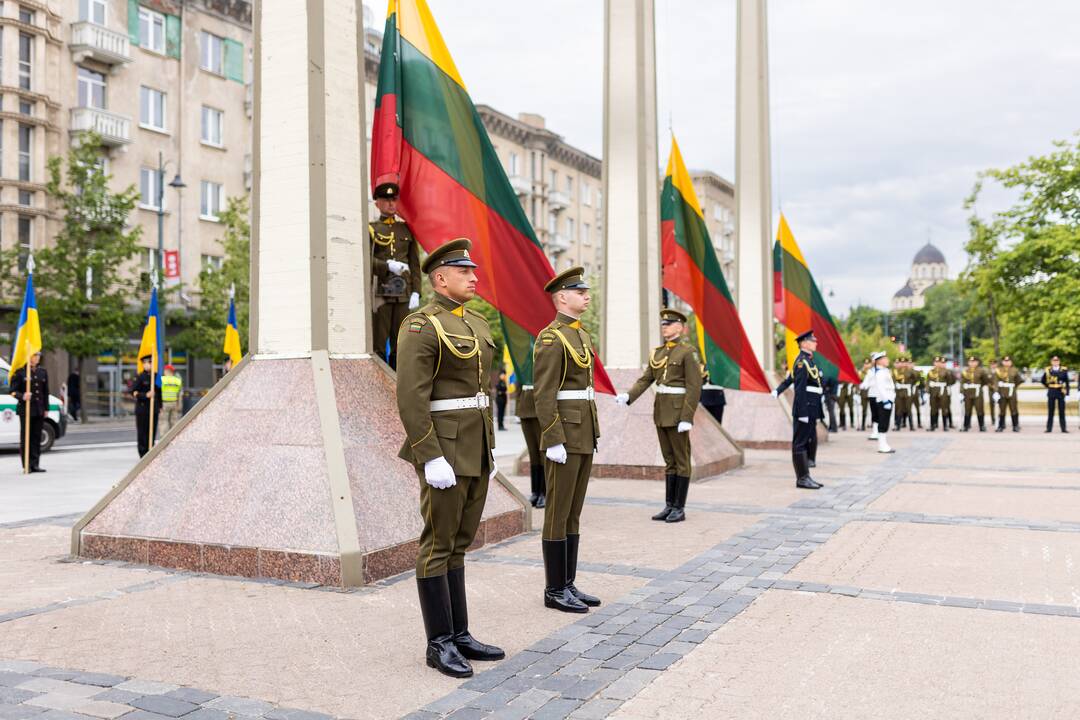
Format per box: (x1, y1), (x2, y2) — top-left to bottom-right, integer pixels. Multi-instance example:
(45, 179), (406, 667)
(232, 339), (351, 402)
(164, 250), (180, 280)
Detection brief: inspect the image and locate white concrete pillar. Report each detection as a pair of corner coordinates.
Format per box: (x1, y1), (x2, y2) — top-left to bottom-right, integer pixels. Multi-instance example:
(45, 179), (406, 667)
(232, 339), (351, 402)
(735, 0), (774, 372)
(601, 0), (660, 368)
(252, 0), (370, 357)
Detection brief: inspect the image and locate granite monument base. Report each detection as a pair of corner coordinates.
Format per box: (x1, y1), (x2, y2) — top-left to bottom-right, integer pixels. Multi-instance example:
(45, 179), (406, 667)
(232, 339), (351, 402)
(72, 356), (527, 587)
(590, 368), (744, 481)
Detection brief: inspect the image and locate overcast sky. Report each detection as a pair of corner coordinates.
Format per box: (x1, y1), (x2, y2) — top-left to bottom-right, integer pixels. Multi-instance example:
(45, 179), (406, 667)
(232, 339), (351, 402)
(416, 0), (1080, 314)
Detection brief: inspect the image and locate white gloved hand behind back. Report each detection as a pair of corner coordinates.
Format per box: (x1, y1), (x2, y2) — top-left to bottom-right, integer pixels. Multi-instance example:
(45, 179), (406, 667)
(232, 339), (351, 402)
(614, 393), (629, 406)
(423, 456), (456, 489)
(387, 259), (407, 276)
(545, 443), (568, 464)
(677, 421), (692, 433)
(409, 292), (420, 309)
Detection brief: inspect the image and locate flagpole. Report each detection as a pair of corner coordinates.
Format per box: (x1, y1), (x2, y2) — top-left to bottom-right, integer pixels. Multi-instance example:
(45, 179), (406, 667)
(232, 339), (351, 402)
(23, 337), (30, 475)
(149, 383), (155, 451)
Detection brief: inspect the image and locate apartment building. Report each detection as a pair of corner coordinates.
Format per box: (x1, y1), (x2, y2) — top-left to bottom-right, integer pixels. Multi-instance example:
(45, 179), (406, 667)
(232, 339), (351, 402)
(690, 170), (736, 291)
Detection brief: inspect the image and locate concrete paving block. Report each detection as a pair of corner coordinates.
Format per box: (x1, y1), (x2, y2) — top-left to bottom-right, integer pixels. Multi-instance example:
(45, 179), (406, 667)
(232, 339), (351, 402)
(162, 689), (219, 705)
(112, 682), (178, 697)
(202, 696), (274, 717)
(127, 696), (199, 718)
(15, 682), (98, 700)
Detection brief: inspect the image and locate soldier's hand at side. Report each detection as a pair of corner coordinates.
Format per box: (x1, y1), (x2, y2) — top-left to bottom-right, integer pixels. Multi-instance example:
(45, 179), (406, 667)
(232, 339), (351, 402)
(387, 259), (407, 276)
(770, 389), (778, 398)
(408, 292), (420, 310)
(424, 456), (457, 489)
(22, 391), (30, 401)
(992, 392), (1001, 402)
(677, 421), (693, 433)
(545, 444), (568, 464)
(489, 459), (498, 481)
(147, 388), (155, 399)
(614, 393), (629, 406)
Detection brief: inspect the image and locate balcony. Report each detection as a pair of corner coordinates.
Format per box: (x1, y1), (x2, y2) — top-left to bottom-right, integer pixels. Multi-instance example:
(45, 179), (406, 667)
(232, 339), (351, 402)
(547, 233), (570, 254)
(69, 22), (132, 67)
(509, 174), (531, 197)
(547, 189), (569, 211)
(70, 107), (132, 147)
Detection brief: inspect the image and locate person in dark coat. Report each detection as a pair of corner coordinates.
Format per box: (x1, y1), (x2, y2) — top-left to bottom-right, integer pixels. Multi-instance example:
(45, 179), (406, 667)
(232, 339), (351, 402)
(67, 369), (81, 422)
(773, 331), (824, 489)
(132, 354), (161, 457)
(11, 351), (48, 472)
(494, 372), (508, 431)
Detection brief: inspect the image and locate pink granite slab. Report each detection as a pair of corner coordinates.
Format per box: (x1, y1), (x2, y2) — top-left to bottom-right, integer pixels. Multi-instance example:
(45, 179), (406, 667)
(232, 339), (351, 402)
(592, 368), (743, 480)
(721, 388), (793, 449)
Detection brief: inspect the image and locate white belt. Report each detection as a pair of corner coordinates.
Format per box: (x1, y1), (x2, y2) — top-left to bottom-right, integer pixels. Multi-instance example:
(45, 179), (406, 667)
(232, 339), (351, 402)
(998, 382), (1014, 388)
(556, 388), (595, 401)
(430, 393), (490, 412)
(963, 383), (980, 389)
(520, 384), (534, 391)
(807, 386), (822, 394)
(897, 384), (911, 392)
(702, 384), (724, 390)
(930, 382), (946, 388)
(655, 385), (686, 395)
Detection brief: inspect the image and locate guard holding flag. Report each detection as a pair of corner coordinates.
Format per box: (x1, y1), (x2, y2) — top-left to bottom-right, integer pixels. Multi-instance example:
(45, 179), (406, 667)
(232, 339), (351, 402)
(133, 354), (160, 457)
(11, 351), (48, 472)
(773, 330), (824, 489)
(371, 182), (421, 369)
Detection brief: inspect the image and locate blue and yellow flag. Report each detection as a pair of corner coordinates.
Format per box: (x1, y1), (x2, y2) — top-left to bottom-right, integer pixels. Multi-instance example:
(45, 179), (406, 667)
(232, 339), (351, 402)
(136, 288), (164, 387)
(224, 297), (242, 366)
(9, 272), (42, 381)
(502, 344), (517, 395)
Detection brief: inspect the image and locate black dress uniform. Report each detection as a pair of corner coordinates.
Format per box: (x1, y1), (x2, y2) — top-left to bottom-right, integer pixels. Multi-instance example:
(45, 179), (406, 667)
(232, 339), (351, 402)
(700, 374), (726, 426)
(775, 332), (824, 489)
(11, 364), (48, 472)
(132, 359), (161, 457)
(1042, 359), (1070, 433)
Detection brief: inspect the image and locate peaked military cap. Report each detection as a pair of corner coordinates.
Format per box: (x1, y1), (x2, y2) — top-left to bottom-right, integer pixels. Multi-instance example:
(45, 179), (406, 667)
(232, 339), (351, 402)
(140, 353), (153, 362)
(421, 238), (478, 273)
(1051, 355), (1060, 361)
(545, 266), (590, 293)
(660, 308), (687, 324)
(934, 355), (947, 363)
(796, 330), (817, 344)
(1001, 356), (1012, 362)
(968, 356), (979, 362)
(373, 182), (399, 200)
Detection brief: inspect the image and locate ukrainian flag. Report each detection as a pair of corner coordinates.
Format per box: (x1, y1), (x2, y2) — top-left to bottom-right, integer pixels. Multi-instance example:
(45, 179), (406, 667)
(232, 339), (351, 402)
(8, 272), (42, 381)
(137, 288), (164, 387)
(503, 344), (516, 395)
(223, 297), (242, 366)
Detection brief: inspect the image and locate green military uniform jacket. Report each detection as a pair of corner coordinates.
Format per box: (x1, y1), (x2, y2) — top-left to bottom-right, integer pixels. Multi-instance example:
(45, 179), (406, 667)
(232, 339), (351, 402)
(515, 387), (536, 420)
(905, 367), (923, 393)
(396, 293), (496, 477)
(627, 338), (703, 427)
(991, 367), (1022, 396)
(370, 214), (421, 300)
(533, 313), (599, 454)
(925, 367), (955, 398)
(959, 367), (990, 399)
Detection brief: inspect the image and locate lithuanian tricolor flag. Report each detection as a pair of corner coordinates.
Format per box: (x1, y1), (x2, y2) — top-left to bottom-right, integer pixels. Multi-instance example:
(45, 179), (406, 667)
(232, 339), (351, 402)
(660, 136), (769, 392)
(773, 214), (859, 383)
(370, 0), (613, 393)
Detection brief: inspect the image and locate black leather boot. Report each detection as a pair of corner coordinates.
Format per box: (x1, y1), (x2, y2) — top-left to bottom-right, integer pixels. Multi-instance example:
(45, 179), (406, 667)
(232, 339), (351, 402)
(979, 420), (986, 432)
(531, 464), (546, 508)
(417, 576), (473, 678)
(665, 476), (690, 523)
(542, 540), (587, 613)
(794, 451), (822, 490)
(565, 534), (600, 607)
(446, 567), (504, 661)
(651, 475), (675, 521)
(1012, 414), (1020, 432)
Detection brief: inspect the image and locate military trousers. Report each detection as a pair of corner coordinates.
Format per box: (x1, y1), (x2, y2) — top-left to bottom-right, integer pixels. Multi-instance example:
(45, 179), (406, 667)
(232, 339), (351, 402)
(373, 300), (410, 370)
(913, 395), (922, 427)
(1047, 393), (1067, 431)
(135, 407), (161, 457)
(792, 417), (816, 454)
(837, 395), (854, 428)
(415, 462), (490, 579)
(520, 417), (542, 468)
(998, 393), (1019, 429)
(542, 452), (593, 540)
(657, 425), (692, 477)
(962, 395), (985, 427)
(929, 394), (948, 427)
(859, 394), (871, 429)
(17, 414), (43, 470)
(894, 393), (910, 428)
(869, 399), (892, 433)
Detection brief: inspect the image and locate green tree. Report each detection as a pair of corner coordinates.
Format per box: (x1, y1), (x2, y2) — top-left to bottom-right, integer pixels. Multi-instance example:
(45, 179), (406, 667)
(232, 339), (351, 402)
(172, 196), (250, 362)
(842, 304), (887, 336)
(35, 134), (143, 419)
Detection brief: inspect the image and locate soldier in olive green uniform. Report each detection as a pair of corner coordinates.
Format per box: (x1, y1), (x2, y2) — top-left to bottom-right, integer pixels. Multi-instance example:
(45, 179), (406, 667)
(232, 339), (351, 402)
(991, 355), (1022, 432)
(533, 267), (601, 614)
(986, 359), (999, 427)
(616, 309), (703, 524)
(892, 358), (912, 430)
(515, 385), (544, 508)
(371, 182), (421, 369)
(396, 239), (503, 679)
(960, 356), (990, 432)
(924, 356), (954, 431)
(837, 381), (855, 431)
(907, 361), (924, 429)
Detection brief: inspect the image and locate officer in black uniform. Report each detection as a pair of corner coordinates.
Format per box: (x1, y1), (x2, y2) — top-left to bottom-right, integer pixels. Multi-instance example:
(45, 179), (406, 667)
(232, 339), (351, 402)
(1042, 356), (1070, 433)
(11, 350), (48, 472)
(132, 354), (161, 457)
(700, 372), (726, 426)
(772, 330), (824, 489)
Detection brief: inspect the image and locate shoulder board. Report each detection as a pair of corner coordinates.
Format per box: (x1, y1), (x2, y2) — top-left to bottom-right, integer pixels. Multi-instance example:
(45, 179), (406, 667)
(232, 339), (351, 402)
(795, 359), (804, 369)
(539, 331), (556, 346)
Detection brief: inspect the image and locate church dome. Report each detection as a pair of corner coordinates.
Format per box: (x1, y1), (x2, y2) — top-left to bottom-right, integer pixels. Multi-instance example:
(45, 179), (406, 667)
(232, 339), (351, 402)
(893, 280), (914, 298)
(913, 242), (945, 265)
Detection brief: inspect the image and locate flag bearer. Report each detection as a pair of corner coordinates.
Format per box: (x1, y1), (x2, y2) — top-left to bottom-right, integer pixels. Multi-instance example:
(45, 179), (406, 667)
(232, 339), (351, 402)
(132, 354), (161, 457)
(11, 351), (48, 472)
(370, 182), (421, 369)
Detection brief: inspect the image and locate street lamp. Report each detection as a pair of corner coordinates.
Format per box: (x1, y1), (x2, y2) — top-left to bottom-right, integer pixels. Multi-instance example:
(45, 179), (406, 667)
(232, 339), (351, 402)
(156, 151), (186, 333)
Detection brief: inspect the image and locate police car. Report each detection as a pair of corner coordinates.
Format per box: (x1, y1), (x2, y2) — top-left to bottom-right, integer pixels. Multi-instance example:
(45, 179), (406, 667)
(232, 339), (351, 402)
(0, 358), (67, 452)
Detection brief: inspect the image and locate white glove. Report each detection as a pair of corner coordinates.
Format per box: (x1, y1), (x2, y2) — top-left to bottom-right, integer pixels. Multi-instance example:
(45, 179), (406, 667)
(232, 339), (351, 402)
(423, 456), (456, 489)
(387, 259), (407, 276)
(770, 389), (778, 398)
(677, 421), (692, 433)
(614, 393), (629, 406)
(992, 392), (1001, 402)
(489, 459), (498, 481)
(798, 416), (810, 423)
(408, 292), (420, 309)
(545, 443), (568, 464)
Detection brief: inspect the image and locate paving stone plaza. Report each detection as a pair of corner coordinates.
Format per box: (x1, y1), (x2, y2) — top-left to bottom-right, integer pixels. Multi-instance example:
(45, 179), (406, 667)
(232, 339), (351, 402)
(3, 427), (1079, 719)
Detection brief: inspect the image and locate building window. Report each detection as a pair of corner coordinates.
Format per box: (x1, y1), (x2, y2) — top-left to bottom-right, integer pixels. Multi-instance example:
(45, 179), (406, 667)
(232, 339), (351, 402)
(18, 190), (31, 206)
(597, 190), (603, 209)
(582, 182), (591, 207)
(139, 86), (166, 131)
(18, 100), (32, 116)
(200, 180), (223, 220)
(547, 212), (556, 234)
(139, 7), (166, 54)
(548, 169), (557, 189)
(565, 176), (573, 201)
(201, 254), (223, 272)
(18, 124), (31, 182)
(77, 67), (106, 109)
(508, 152), (518, 176)
(583, 223), (591, 246)
(18, 33), (32, 90)
(201, 106), (223, 146)
(200, 31), (224, 75)
(79, 0), (107, 24)
(17, 215), (31, 271)
(140, 167), (161, 210)
(567, 217), (575, 240)
(18, 7), (34, 25)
